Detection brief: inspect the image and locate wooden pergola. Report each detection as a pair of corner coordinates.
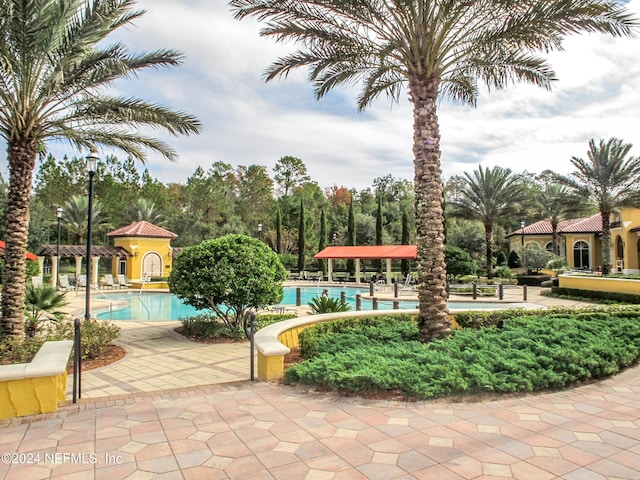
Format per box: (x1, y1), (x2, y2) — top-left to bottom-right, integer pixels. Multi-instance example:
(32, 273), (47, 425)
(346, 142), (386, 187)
(314, 245), (417, 284)
(35, 244), (131, 287)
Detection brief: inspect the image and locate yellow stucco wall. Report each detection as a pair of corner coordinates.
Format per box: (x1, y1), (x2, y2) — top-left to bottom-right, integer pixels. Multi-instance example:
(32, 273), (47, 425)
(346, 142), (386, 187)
(612, 209), (640, 272)
(112, 237), (173, 280)
(559, 275), (640, 294)
(0, 372), (68, 420)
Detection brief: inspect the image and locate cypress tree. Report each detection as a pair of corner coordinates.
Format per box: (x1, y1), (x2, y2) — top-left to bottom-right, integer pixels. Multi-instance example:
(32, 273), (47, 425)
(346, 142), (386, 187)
(318, 207), (327, 274)
(347, 199), (356, 276)
(297, 200), (305, 272)
(275, 207), (282, 254)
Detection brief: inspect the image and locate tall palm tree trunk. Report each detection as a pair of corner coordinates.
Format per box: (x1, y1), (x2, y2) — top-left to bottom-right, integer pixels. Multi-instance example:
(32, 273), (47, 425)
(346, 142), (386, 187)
(409, 75), (450, 341)
(485, 223), (494, 278)
(601, 211), (611, 275)
(2, 142), (37, 337)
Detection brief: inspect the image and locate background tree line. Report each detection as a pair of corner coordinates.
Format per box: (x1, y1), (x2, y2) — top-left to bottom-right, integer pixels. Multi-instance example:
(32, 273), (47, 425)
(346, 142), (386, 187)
(2, 139), (637, 276)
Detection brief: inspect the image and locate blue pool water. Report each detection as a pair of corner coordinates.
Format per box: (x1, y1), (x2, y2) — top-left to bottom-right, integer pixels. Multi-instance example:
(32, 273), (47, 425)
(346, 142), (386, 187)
(94, 287), (514, 321)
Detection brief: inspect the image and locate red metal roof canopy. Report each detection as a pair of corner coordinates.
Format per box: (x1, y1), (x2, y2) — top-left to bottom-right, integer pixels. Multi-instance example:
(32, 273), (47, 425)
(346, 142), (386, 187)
(314, 245), (417, 260)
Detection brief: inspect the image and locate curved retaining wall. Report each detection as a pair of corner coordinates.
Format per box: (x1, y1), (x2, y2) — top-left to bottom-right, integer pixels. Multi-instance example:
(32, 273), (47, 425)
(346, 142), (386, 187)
(255, 309), (419, 381)
(559, 274), (640, 294)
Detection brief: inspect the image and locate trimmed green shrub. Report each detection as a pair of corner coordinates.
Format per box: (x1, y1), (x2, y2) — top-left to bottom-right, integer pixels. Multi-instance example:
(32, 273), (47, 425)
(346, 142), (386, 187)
(286, 307), (640, 399)
(551, 287), (640, 304)
(508, 250), (520, 268)
(179, 312), (297, 341)
(444, 245), (477, 280)
(516, 274), (551, 286)
(298, 314), (417, 359)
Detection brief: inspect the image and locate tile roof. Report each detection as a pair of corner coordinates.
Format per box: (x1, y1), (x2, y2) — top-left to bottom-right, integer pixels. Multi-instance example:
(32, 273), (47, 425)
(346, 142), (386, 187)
(107, 221), (177, 239)
(507, 213), (603, 237)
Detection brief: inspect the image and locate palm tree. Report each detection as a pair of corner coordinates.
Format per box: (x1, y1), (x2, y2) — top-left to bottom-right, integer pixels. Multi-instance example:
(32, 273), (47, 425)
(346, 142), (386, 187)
(24, 284), (68, 337)
(535, 182), (583, 257)
(125, 198), (166, 226)
(557, 138), (640, 275)
(0, 0), (201, 337)
(62, 195), (109, 245)
(230, 0), (637, 341)
(449, 166), (529, 278)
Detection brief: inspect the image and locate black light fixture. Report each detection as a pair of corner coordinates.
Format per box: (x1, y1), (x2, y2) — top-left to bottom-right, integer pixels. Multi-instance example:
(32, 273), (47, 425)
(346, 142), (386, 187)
(56, 207), (63, 288)
(258, 222), (263, 241)
(84, 150), (98, 320)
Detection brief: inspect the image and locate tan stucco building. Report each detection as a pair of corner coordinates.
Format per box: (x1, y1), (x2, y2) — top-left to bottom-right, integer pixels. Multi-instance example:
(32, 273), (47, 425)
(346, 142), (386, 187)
(507, 209), (640, 274)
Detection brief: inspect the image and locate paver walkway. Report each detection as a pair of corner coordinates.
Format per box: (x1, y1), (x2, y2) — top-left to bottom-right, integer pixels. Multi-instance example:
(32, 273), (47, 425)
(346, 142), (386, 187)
(1, 287), (638, 479)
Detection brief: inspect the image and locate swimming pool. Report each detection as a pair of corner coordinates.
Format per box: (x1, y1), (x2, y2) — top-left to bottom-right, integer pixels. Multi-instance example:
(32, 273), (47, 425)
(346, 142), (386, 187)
(94, 287), (518, 321)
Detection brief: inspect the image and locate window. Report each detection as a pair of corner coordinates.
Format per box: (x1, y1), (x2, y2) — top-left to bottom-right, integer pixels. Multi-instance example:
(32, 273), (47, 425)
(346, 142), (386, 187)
(573, 241), (589, 269)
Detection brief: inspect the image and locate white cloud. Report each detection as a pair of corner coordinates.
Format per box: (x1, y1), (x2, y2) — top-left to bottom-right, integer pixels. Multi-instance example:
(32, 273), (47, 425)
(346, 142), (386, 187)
(2, 0), (639, 191)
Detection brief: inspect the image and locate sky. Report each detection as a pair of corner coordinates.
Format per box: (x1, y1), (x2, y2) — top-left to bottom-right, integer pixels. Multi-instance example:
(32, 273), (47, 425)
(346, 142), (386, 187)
(4, 0), (640, 191)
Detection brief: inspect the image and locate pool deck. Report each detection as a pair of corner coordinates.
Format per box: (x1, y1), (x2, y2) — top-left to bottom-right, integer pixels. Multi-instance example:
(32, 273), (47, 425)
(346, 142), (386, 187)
(56, 283), (588, 400)
(3, 286), (637, 479)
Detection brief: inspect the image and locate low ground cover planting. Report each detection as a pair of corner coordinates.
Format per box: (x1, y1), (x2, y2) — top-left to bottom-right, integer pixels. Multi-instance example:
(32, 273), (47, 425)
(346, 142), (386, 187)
(0, 318), (121, 365)
(178, 312), (297, 341)
(285, 306), (640, 400)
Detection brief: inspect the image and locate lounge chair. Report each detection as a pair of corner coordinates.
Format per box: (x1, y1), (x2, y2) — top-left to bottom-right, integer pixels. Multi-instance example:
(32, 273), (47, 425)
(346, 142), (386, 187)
(117, 274), (133, 288)
(103, 274), (117, 289)
(76, 276), (86, 289)
(398, 274), (417, 295)
(58, 275), (71, 291)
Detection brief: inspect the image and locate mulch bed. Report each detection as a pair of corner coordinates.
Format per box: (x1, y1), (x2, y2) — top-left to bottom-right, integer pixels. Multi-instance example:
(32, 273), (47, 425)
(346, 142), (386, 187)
(66, 344), (127, 373)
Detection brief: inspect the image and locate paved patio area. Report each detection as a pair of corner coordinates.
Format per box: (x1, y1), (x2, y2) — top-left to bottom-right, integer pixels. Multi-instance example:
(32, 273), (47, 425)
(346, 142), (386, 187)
(1, 287), (638, 479)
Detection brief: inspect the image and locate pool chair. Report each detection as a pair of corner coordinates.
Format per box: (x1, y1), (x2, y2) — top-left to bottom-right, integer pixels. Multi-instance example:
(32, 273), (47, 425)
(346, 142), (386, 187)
(58, 275), (71, 291)
(398, 273), (417, 295)
(76, 276), (87, 289)
(102, 274), (117, 289)
(117, 274), (133, 288)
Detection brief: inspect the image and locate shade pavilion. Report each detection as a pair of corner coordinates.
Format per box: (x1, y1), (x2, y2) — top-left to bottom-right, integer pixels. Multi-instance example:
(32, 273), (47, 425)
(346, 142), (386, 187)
(314, 245), (417, 284)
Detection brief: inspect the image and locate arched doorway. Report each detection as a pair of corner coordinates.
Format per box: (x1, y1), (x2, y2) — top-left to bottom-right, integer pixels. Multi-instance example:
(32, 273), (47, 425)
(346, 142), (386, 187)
(573, 241), (590, 269)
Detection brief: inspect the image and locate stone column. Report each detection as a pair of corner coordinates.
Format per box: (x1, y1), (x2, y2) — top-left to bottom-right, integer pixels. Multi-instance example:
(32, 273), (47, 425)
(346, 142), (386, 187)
(74, 256), (82, 282)
(50, 255), (58, 287)
(91, 257), (100, 286)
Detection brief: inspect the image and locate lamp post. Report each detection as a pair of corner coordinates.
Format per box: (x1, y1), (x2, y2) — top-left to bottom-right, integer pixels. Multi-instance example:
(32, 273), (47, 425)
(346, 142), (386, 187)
(84, 150), (98, 321)
(56, 207), (63, 288)
(520, 220), (525, 271)
(258, 222), (263, 241)
(332, 232), (337, 245)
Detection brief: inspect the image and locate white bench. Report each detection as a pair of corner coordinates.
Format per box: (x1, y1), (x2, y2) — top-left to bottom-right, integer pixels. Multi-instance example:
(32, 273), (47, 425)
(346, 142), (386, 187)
(0, 340), (74, 419)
